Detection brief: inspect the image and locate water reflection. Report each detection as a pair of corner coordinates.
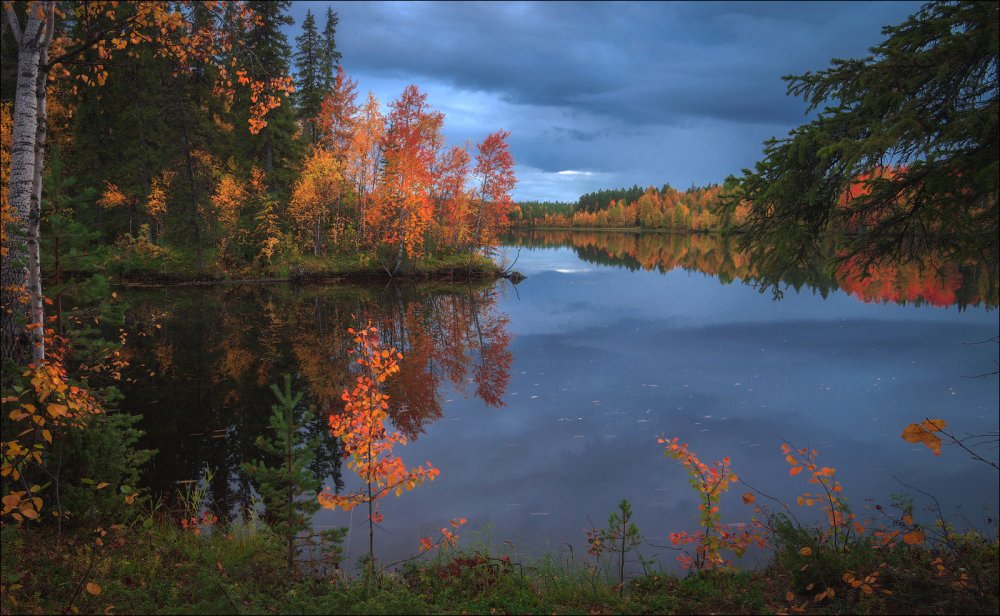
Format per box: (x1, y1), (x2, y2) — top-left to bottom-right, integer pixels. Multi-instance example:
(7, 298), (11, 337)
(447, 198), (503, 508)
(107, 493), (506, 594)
(507, 230), (998, 309)
(115, 282), (512, 519)
(108, 233), (997, 571)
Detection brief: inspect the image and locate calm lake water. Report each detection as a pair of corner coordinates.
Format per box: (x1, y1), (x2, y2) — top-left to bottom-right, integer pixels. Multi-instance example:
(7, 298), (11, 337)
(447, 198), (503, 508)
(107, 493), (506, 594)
(115, 231), (999, 570)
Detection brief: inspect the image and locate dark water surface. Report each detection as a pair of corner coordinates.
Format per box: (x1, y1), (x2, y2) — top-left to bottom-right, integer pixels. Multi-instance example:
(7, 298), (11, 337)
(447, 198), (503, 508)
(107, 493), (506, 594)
(115, 231), (999, 570)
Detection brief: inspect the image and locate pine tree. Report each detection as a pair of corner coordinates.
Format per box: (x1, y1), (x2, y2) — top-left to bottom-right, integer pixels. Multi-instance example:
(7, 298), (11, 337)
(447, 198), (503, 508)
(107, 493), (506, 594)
(242, 374), (346, 573)
(727, 1), (999, 286)
(294, 10), (324, 143)
(320, 7), (342, 92)
(232, 0), (300, 189)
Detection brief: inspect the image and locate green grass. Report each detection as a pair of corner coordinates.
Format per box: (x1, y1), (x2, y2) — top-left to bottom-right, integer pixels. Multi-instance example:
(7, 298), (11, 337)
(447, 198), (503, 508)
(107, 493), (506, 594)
(98, 244), (503, 284)
(2, 516), (995, 615)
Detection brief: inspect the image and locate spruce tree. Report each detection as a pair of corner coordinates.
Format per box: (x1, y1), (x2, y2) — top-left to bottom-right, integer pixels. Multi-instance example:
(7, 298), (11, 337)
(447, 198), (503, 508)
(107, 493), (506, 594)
(320, 7), (342, 91)
(727, 1), (998, 286)
(232, 0), (300, 191)
(242, 374), (346, 574)
(294, 10), (324, 143)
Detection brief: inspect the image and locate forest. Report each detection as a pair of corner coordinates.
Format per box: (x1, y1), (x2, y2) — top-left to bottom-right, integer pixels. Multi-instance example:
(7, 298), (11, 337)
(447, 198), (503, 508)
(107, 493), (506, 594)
(1, 1), (998, 615)
(1, 0), (516, 342)
(513, 183), (730, 231)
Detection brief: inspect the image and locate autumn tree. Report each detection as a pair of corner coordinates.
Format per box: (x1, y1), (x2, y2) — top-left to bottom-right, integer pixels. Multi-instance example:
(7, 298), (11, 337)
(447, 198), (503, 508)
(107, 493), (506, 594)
(346, 92), (384, 247)
(370, 85), (443, 274)
(431, 144), (472, 249)
(210, 167), (281, 266)
(289, 146), (343, 255)
(470, 130), (516, 253)
(318, 325), (440, 573)
(211, 172), (248, 262)
(316, 67), (358, 158)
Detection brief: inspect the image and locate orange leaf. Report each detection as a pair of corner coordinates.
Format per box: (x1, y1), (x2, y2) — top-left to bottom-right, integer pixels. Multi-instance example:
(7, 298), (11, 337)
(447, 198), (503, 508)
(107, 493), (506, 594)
(902, 530), (924, 545)
(901, 421), (945, 456)
(742, 492), (755, 505)
(789, 466), (803, 476)
(86, 582), (102, 596)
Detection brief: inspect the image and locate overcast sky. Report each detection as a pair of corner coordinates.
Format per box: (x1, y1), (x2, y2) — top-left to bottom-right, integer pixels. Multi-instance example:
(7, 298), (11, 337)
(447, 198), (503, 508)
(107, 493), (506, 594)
(283, 1), (923, 202)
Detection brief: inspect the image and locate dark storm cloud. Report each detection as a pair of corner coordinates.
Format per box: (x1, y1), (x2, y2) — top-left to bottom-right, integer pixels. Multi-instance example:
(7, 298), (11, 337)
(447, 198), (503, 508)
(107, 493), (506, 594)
(300, 1), (919, 124)
(287, 1), (923, 199)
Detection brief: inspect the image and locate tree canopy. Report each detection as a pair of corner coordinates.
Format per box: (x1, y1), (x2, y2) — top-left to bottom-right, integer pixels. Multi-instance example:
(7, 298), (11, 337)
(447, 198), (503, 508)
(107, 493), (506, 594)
(725, 0), (998, 283)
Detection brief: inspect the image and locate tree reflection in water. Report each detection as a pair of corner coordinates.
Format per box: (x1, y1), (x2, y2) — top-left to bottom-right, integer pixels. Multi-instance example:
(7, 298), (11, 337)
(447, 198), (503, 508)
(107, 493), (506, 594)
(508, 230), (997, 309)
(114, 281), (512, 521)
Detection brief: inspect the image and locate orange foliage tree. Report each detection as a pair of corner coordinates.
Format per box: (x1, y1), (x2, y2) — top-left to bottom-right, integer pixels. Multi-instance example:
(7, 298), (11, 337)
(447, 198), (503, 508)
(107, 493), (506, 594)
(317, 325), (440, 572)
(1, 334), (102, 524)
(781, 443), (857, 551)
(210, 167), (281, 267)
(471, 130), (516, 253)
(660, 437), (766, 570)
(430, 145), (473, 249)
(370, 85), (443, 273)
(347, 93), (385, 247)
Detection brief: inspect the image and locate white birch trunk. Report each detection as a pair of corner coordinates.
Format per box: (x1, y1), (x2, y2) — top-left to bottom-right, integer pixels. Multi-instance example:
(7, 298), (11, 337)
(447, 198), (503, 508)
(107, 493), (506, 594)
(1, 6), (44, 363)
(27, 4), (55, 362)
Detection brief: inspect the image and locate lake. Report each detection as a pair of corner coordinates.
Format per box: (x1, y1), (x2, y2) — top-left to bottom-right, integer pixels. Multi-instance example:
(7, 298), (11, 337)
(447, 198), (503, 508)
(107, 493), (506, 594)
(113, 230), (999, 571)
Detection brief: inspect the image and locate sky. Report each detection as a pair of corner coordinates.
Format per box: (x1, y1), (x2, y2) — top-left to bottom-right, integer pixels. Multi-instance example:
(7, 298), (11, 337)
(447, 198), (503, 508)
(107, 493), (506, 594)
(283, 1), (923, 202)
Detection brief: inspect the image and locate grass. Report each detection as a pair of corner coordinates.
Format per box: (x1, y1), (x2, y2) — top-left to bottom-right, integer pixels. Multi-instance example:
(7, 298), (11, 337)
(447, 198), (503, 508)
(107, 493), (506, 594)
(98, 244), (504, 284)
(2, 513), (996, 615)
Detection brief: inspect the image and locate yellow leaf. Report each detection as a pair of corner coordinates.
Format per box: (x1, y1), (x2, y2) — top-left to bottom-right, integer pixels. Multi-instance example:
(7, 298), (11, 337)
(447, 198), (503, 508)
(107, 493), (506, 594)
(798, 546), (812, 557)
(42, 429), (52, 443)
(96, 482), (109, 490)
(86, 582), (102, 596)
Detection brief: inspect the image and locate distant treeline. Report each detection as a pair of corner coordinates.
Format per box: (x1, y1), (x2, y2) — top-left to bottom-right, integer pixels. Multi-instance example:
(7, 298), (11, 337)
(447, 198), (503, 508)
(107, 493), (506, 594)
(514, 183), (738, 231)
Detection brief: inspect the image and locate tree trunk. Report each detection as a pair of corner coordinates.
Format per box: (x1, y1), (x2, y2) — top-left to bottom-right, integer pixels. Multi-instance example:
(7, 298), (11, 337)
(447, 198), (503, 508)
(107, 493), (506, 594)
(472, 189), (486, 253)
(1, 6), (45, 363)
(27, 6), (55, 363)
(178, 98), (203, 265)
(264, 129), (273, 174)
(391, 205), (406, 276)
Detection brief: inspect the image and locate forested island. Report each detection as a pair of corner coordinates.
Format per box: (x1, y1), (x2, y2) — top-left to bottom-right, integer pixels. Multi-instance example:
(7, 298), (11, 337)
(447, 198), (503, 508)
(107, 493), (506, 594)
(1, 1), (997, 615)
